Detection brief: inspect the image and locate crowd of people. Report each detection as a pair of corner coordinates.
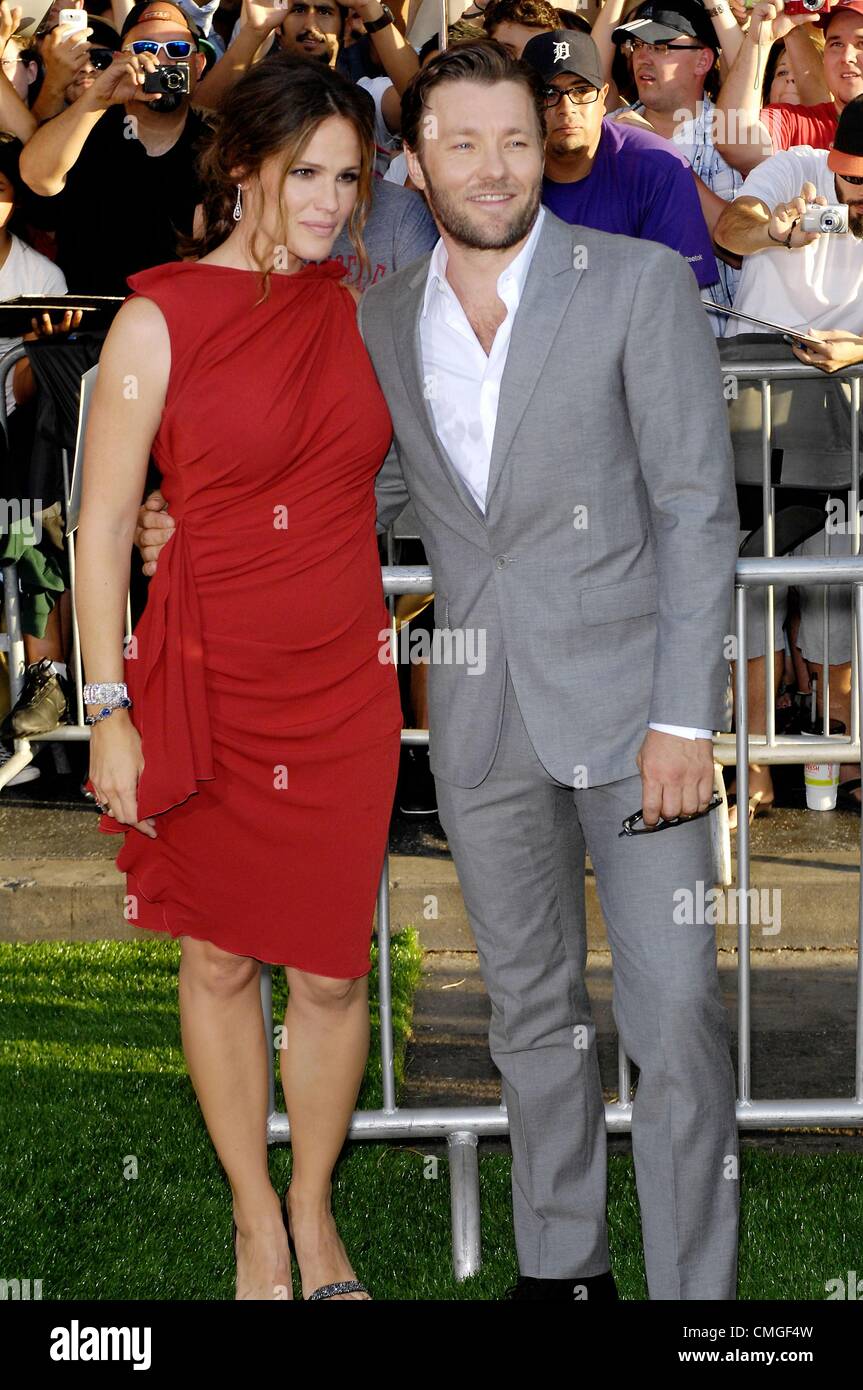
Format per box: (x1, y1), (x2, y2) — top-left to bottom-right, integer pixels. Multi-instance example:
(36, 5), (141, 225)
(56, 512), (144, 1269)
(1, 0), (863, 823)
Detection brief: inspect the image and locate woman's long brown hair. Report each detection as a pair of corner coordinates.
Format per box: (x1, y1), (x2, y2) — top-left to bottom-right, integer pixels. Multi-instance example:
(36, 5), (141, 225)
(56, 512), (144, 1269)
(182, 52), (376, 298)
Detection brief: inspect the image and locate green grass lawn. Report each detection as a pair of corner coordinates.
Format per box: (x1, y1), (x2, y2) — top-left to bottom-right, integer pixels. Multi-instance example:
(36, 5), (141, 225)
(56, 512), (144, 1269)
(1, 938), (860, 1300)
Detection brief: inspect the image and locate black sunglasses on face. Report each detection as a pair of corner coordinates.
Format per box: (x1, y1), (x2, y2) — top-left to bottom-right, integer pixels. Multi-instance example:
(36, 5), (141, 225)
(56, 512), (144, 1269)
(618, 792), (723, 837)
(839, 171), (863, 185)
(88, 47), (116, 70)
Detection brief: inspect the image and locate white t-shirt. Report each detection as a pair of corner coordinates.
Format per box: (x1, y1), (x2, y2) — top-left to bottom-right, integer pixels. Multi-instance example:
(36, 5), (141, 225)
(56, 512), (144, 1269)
(357, 75), (400, 177)
(0, 234), (67, 416)
(729, 146), (863, 336)
(383, 150), (409, 186)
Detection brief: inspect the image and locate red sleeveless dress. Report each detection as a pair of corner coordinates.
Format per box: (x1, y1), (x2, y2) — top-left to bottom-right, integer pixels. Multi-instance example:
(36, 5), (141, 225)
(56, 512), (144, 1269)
(96, 259), (403, 977)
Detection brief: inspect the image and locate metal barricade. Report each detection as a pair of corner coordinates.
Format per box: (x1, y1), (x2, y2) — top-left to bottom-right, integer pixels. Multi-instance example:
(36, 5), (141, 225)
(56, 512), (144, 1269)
(0, 352), (126, 788)
(2, 347), (862, 1280)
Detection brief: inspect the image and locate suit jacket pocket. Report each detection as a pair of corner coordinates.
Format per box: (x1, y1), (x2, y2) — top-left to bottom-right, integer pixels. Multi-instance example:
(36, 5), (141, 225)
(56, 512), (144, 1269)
(580, 571), (658, 626)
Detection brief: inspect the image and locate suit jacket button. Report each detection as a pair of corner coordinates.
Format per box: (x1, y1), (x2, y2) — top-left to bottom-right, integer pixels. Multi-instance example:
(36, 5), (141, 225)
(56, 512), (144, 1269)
(495, 555), (507, 569)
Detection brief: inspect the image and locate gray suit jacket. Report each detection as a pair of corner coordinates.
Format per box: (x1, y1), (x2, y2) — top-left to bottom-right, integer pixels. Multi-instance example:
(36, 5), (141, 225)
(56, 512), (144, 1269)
(357, 209), (738, 790)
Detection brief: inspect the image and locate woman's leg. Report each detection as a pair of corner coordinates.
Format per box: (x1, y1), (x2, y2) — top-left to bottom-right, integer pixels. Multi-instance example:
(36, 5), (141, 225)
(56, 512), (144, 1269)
(281, 967), (372, 1300)
(728, 652), (784, 828)
(178, 936), (292, 1300)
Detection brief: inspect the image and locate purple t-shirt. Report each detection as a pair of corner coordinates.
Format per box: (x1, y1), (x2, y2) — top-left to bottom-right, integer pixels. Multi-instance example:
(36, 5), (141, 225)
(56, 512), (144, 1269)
(542, 118), (719, 290)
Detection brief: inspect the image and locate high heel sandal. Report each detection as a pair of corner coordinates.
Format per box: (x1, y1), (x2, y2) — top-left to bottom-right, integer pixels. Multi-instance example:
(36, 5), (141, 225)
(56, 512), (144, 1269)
(281, 1190), (371, 1301)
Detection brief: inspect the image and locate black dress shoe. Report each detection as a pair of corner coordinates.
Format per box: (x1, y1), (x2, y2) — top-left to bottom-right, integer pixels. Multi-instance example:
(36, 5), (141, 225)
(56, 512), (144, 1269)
(397, 745), (437, 817)
(502, 1271), (619, 1300)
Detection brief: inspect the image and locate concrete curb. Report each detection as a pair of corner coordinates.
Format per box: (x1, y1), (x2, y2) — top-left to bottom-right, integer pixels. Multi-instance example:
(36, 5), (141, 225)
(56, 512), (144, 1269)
(0, 851), (859, 951)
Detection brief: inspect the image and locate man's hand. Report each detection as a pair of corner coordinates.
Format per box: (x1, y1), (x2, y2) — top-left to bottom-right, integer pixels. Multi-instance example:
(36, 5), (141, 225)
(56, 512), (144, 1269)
(767, 180), (825, 248)
(241, 0), (289, 35)
(85, 50), (163, 109)
(40, 18), (93, 85)
(635, 729), (715, 827)
(134, 488), (174, 577)
(792, 327), (863, 373)
(0, 1), (22, 47)
(24, 308), (83, 339)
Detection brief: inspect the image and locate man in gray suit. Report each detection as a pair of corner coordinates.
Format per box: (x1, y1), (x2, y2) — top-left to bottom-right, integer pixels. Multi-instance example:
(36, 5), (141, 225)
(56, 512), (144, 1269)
(360, 36), (740, 1301)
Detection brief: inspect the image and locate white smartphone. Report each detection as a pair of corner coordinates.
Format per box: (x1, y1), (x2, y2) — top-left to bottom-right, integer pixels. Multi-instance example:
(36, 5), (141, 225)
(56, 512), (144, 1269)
(58, 8), (88, 31)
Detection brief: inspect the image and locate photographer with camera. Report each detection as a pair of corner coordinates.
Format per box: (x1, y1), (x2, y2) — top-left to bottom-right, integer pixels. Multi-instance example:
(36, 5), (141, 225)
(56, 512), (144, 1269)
(714, 92), (863, 326)
(20, 2), (209, 294)
(31, 12), (123, 122)
(716, 0), (863, 172)
(714, 94), (863, 822)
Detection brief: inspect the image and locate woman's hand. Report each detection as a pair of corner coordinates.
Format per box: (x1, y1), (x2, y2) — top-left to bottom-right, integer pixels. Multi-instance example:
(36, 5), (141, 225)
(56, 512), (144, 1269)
(88, 713), (157, 837)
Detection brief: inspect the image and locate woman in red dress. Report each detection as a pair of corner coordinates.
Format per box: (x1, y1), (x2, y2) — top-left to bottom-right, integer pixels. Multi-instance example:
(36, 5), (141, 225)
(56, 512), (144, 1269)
(74, 54), (403, 1300)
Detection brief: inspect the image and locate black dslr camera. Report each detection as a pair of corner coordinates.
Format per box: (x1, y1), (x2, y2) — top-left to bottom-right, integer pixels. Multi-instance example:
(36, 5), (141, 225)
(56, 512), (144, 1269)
(142, 62), (190, 94)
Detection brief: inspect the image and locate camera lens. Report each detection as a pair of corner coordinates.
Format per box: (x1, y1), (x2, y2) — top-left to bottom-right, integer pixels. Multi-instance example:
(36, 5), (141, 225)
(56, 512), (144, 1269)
(803, 0), (824, 9)
(821, 213), (837, 230)
(164, 69), (182, 89)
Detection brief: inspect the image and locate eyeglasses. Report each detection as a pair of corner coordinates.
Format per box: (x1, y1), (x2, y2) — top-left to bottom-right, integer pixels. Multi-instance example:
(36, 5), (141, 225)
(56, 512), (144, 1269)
(122, 38), (195, 58)
(620, 37), (706, 55)
(543, 84), (599, 108)
(618, 792), (723, 837)
(838, 171), (863, 185)
(88, 47), (116, 70)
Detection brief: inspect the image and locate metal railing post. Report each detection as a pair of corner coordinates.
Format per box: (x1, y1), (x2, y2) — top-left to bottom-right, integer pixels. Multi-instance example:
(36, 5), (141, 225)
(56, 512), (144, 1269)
(734, 582), (751, 1105)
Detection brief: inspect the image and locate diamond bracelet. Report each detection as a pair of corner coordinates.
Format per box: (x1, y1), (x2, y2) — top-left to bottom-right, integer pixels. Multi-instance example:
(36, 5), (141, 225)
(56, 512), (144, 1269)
(83, 682), (130, 707)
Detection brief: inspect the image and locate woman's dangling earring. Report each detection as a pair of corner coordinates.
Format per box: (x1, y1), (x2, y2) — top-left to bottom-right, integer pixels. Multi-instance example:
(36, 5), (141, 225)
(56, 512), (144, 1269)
(232, 184), (243, 222)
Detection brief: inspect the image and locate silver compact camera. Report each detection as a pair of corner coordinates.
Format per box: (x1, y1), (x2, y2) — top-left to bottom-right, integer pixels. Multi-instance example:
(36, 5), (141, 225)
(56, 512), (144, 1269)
(800, 202), (849, 234)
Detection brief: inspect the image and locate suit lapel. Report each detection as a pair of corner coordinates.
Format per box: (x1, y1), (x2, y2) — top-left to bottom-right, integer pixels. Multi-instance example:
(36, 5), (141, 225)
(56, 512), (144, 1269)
(393, 265), (487, 527)
(483, 214), (585, 511)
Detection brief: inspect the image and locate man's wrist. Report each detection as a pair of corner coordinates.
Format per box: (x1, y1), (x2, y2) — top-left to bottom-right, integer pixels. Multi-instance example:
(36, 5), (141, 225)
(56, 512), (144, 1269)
(767, 223), (795, 248)
(80, 85), (113, 115)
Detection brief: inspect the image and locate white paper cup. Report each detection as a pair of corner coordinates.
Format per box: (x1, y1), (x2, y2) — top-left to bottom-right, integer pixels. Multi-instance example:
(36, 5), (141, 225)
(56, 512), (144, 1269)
(801, 732), (840, 810)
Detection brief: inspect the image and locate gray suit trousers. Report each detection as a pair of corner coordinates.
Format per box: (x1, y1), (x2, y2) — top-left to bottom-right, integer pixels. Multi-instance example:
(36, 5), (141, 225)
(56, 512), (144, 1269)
(434, 664), (740, 1300)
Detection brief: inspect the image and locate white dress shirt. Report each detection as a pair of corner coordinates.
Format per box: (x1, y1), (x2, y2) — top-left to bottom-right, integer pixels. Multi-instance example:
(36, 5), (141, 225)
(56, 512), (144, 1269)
(417, 205), (712, 742)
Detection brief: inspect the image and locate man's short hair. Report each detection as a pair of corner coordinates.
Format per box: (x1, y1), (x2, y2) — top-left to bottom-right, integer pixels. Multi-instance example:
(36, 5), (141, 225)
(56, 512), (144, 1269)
(401, 38), (547, 153)
(482, 0), (590, 37)
(483, 0), (561, 35)
(0, 133), (25, 201)
(418, 18), (486, 63)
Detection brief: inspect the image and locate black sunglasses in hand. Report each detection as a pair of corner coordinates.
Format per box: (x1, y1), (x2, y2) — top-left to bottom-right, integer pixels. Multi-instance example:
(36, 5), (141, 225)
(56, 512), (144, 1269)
(618, 792), (723, 837)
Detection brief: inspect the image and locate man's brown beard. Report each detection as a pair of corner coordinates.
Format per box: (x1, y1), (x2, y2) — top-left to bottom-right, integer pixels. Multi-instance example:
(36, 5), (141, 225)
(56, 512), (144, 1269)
(419, 167), (542, 252)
